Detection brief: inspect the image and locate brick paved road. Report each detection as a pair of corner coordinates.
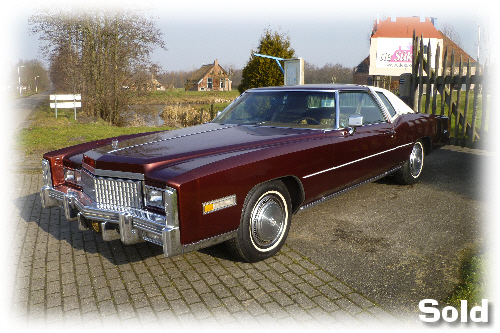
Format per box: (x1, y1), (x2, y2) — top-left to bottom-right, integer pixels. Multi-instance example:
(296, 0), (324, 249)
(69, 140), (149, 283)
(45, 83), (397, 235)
(6, 172), (396, 329)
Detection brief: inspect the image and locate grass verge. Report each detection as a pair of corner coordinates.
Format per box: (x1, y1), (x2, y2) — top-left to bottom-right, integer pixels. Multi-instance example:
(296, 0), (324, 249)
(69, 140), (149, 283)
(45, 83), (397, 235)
(17, 101), (174, 162)
(442, 245), (487, 312)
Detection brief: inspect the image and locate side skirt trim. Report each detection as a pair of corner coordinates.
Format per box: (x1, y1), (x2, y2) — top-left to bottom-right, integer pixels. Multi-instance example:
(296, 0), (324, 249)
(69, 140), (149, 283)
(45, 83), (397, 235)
(298, 165), (402, 213)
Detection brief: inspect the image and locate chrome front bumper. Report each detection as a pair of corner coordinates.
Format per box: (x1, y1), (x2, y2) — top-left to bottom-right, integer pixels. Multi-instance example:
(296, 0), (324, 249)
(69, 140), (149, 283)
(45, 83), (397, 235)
(40, 185), (182, 257)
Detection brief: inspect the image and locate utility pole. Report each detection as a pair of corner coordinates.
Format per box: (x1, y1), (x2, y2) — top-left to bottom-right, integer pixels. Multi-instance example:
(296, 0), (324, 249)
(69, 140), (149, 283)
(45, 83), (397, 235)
(18, 65), (25, 96)
(477, 25), (481, 63)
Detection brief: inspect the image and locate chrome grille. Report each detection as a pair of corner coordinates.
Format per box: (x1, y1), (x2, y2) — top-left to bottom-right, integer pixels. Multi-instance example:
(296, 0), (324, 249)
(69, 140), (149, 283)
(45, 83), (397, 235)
(81, 170), (143, 209)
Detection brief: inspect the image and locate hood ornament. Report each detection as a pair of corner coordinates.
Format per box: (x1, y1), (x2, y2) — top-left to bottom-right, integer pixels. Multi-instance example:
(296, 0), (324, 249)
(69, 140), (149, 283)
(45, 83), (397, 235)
(112, 139), (119, 150)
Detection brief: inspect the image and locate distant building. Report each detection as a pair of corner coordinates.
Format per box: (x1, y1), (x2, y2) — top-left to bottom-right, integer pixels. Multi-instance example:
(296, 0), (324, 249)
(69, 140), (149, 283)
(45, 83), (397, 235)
(186, 59), (232, 91)
(123, 74), (165, 91)
(354, 16), (475, 89)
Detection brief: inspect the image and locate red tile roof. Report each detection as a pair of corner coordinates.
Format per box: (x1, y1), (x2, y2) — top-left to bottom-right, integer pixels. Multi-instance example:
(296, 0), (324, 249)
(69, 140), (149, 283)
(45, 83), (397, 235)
(372, 17), (442, 39)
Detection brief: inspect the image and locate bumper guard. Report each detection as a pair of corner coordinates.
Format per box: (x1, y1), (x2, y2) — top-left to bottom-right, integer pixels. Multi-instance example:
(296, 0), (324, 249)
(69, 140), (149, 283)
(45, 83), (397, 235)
(40, 185), (183, 257)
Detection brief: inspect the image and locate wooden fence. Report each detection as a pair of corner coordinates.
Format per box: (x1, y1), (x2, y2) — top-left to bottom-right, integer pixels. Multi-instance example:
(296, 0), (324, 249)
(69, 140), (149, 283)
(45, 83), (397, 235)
(409, 32), (489, 148)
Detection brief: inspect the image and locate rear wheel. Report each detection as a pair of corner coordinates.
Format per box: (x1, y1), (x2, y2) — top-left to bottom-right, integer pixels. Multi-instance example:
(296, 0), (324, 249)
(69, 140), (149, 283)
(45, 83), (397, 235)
(395, 139), (425, 185)
(227, 180), (291, 262)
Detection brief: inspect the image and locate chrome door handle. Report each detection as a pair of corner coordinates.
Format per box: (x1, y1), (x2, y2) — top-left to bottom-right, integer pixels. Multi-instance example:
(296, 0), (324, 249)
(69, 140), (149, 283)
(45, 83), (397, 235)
(385, 129), (396, 138)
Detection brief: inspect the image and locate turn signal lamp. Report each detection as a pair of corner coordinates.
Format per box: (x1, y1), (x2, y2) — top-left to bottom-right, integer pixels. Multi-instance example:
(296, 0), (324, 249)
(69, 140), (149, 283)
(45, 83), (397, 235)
(203, 195), (236, 214)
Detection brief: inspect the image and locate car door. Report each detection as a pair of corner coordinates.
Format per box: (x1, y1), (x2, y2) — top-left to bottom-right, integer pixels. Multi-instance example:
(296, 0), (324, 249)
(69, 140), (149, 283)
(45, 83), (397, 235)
(324, 89), (398, 189)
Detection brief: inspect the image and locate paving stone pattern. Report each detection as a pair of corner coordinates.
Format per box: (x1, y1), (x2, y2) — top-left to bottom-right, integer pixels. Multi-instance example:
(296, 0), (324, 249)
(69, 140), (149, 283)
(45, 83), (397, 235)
(8, 173), (393, 328)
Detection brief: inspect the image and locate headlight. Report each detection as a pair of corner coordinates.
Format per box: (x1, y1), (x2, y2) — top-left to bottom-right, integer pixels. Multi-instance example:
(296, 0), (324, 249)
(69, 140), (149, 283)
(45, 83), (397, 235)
(145, 186), (165, 209)
(145, 185), (179, 228)
(64, 167), (81, 185)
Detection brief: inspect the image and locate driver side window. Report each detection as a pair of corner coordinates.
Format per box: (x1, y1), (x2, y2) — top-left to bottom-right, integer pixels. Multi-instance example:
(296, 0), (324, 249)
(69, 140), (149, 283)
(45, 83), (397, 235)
(338, 91), (387, 127)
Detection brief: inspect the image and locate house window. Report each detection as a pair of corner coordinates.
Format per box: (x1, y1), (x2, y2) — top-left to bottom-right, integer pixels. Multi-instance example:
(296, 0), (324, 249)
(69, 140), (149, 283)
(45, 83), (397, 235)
(208, 78), (213, 89)
(220, 79), (225, 89)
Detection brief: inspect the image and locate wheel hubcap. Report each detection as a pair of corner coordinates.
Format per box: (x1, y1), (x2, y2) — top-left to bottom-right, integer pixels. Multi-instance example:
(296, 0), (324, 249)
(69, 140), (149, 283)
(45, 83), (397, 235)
(409, 143), (423, 178)
(250, 193), (286, 248)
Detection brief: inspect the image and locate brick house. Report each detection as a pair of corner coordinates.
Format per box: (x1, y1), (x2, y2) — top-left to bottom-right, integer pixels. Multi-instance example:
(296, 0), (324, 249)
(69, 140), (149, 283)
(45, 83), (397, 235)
(185, 59), (232, 91)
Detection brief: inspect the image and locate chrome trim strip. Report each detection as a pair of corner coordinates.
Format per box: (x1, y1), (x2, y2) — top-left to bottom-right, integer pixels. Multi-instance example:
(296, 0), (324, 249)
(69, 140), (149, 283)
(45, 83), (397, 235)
(93, 168), (145, 180)
(303, 143), (413, 179)
(108, 125), (236, 154)
(182, 230), (237, 254)
(299, 165), (402, 212)
(334, 90), (340, 130)
(82, 162), (95, 174)
(246, 89), (347, 93)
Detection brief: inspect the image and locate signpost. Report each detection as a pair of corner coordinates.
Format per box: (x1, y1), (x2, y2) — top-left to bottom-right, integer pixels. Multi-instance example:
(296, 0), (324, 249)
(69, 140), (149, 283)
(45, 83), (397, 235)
(253, 54), (304, 86)
(284, 58), (304, 86)
(50, 94), (81, 120)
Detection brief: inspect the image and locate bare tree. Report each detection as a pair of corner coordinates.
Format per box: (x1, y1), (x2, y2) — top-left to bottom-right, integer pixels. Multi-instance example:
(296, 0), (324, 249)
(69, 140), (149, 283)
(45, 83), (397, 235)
(440, 23), (463, 48)
(13, 59), (50, 93)
(304, 62), (353, 84)
(30, 8), (166, 124)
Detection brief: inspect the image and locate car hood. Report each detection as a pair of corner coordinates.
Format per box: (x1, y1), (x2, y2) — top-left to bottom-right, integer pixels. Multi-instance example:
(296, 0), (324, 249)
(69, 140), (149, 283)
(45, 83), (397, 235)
(82, 123), (321, 176)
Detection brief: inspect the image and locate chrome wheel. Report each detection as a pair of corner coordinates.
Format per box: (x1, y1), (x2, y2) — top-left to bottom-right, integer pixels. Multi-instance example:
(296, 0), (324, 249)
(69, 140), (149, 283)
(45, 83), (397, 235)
(250, 191), (288, 250)
(409, 141), (424, 178)
(227, 180), (292, 262)
(394, 139), (425, 185)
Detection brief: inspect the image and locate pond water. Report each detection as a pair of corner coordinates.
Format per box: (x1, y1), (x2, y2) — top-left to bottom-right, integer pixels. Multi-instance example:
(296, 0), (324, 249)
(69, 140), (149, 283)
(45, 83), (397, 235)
(125, 103), (205, 127)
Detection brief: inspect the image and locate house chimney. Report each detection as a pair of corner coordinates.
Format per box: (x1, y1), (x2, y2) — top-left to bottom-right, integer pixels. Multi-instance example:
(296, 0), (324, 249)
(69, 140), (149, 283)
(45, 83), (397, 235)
(214, 59), (218, 67)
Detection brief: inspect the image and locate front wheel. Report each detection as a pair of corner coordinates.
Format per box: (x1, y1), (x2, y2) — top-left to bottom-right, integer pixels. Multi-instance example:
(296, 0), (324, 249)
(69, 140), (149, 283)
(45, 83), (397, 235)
(395, 140), (425, 185)
(227, 180), (291, 262)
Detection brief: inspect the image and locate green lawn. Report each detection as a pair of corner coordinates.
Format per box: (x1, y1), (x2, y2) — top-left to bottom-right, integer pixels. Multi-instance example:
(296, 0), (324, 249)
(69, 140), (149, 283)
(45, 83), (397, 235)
(17, 103), (173, 160)
(419, 91), (489, 141)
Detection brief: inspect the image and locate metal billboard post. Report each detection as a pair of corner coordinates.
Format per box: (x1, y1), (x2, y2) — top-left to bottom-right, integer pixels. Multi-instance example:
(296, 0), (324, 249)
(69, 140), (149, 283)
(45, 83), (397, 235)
(253, 53), (285, 74)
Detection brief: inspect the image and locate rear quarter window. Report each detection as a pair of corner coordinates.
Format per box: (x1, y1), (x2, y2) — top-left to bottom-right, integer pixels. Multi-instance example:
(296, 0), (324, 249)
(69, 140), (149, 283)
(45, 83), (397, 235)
(376, 92), (397, 118)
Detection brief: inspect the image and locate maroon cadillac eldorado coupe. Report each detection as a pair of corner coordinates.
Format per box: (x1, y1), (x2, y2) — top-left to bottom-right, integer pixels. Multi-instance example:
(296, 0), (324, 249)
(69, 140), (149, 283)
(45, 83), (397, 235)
(40, 84), (449, 262)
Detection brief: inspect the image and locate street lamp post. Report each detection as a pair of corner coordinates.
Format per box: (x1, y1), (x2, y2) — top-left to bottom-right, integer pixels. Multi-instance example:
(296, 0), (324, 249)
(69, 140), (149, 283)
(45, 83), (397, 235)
(18, 65), (25, 96)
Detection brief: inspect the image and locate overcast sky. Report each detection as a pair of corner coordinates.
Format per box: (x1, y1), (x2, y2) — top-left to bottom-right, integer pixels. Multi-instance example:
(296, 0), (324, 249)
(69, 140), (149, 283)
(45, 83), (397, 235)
(1, 0), (492, 73)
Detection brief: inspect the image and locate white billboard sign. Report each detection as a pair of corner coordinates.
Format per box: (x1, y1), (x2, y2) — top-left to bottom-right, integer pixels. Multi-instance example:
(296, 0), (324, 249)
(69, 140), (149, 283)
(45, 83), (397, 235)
(284, 58), (304, 86)
(49, 102), (82, 108)
(49, 94), (81, 119)
(376, 38), (413, 69)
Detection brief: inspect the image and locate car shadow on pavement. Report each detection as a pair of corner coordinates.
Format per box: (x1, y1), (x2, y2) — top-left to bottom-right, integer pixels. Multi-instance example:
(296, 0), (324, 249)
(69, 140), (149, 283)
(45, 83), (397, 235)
(371, 146), (489, 202)
(14, 192), (168, 264)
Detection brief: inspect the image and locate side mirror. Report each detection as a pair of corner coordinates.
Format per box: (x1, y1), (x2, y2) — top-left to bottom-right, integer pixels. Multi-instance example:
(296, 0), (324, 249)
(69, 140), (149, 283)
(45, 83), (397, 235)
(347, 115), (363, 135)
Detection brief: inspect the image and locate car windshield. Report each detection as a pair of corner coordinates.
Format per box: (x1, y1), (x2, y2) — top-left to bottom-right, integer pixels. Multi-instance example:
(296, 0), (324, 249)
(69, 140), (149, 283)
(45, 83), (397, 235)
(212, 91), (337, 129)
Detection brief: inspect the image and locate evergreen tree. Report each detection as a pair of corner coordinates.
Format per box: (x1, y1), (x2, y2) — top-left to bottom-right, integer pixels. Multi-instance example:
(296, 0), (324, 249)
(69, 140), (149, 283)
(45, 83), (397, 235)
(238, 29), (295, 93)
